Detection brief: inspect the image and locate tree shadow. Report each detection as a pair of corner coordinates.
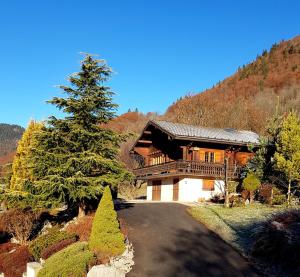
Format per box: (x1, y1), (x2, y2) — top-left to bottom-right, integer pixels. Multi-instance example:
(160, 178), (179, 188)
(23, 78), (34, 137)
(149, 227), (259, 277)
(115, 202), (135, 211)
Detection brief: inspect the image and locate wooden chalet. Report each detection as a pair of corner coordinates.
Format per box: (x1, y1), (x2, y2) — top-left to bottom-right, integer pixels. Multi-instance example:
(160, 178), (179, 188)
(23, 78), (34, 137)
(130, 120), (259, 202)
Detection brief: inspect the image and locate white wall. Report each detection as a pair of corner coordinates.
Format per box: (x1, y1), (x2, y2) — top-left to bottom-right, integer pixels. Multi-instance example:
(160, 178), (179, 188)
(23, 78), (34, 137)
(146, 182), (152, 200)
(179, 178), (224, 201)
(178, 178), (203, 201)
(147, 178), (225, 202)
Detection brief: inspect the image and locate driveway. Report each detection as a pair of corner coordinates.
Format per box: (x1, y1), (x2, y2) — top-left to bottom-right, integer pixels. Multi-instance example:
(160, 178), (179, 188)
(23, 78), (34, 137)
(117, 203), (258, 277)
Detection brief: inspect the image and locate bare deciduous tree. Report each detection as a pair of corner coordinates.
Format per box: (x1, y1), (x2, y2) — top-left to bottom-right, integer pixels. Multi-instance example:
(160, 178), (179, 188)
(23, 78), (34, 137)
(0, 209), (38, 245)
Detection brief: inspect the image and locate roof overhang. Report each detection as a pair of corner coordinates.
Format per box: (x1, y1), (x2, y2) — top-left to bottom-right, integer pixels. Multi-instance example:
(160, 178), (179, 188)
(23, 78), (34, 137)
(130, 120), (259, 153)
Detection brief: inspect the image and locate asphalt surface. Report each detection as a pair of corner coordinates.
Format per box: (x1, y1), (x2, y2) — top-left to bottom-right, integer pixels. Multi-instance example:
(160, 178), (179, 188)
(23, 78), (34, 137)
(117, 203), (259, 277)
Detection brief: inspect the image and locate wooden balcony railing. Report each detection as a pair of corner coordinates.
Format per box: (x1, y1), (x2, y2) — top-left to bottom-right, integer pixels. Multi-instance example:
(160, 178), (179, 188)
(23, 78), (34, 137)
(133, 160), (242, 180)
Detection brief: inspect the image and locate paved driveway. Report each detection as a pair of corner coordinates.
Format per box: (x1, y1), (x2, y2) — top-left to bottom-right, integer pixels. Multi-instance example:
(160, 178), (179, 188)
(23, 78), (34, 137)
(117, 203), (259, 277)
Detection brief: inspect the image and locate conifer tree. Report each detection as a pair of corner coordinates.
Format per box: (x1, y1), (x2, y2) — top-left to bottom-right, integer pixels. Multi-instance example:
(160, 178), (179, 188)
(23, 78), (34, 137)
(274, 111), (300, 205)
(89, 186), (125, 257)
(10, 121), (43, 190)
(30, 54), (131, 216)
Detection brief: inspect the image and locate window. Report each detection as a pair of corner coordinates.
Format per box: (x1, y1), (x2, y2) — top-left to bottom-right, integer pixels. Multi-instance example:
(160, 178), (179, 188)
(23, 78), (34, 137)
(205, 152), (215, 163)
(203, 180), (215, 191)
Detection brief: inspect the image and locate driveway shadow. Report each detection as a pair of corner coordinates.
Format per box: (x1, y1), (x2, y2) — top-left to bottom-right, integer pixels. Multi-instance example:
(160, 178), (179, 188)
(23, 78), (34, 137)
(150, 227), (258, 277)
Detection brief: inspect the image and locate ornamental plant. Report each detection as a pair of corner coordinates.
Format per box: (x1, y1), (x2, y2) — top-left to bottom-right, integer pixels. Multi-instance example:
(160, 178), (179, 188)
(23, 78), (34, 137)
(38, 242), (95, 277)
(242, 172), (261, 203)
(89, 186), (125, 258)
(29, 227), (77, 260)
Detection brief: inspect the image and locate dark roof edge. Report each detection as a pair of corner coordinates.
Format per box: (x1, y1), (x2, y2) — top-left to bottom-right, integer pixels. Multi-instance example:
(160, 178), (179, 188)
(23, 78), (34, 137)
(172, 134), (259, 146)
(129, 120), (174, 152)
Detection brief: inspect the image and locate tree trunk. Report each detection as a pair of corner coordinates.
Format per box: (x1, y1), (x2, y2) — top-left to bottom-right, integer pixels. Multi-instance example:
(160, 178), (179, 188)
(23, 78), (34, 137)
(0, 200), (7, 211)
(249, 191), (253, 204)
(78, 202), (86, 218)
(270, 187), (274, 205)
(224, 158), (230, 208)
(287, 179), (291, 207)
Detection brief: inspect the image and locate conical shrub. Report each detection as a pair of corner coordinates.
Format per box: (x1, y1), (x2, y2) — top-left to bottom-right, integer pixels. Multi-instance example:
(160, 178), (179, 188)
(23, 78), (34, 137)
(89, 186), (125, 257)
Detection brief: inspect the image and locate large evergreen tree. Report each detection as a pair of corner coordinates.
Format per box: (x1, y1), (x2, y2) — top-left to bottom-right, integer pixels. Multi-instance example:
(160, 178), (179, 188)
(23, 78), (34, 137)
(30, 54), (131, 216)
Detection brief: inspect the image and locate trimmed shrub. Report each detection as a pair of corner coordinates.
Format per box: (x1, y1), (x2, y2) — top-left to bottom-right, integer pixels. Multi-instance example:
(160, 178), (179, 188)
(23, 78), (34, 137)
(38, 242), (95, 277)
(242, 172), (261, 203)
(41, 237), (77, 260)
(0, 245), (33, 277)
(29, 227), (77, 260)
(252, 210), (300, 275)
(89, 186), (125, 258)
(66, 215), (94, 241)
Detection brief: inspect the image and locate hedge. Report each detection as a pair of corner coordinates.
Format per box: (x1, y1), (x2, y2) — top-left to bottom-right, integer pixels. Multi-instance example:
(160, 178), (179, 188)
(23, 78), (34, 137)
(41, 237), (76, 260)
(38, 242), (95, 277)
(29, 227), (77, 260)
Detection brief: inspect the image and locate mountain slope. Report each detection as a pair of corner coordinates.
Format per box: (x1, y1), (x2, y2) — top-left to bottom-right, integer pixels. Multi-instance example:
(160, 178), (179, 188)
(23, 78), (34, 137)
(0, 123), (24, 161)
(164, 35), (300, 134)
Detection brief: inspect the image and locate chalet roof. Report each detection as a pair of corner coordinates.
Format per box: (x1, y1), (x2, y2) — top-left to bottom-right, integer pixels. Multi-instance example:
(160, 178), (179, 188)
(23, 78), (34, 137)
(150, 120), (259, 145)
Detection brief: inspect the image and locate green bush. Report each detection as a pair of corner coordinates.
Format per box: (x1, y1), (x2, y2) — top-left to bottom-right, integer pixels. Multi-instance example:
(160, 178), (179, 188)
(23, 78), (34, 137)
(273, 194), (287, 205)
(89, 186), (125, 257)
(29, 227), (77, 260)
(38, 242), (95, 277)
(242, 172), (261, 203)
(229, 195), (245, 207)
(242, 172), (261, 191)
(228, 181), (239, 194)
(272, 187), (286, 205)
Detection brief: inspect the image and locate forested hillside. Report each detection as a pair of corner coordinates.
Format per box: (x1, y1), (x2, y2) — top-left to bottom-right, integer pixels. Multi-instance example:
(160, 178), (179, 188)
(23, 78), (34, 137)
(108, 35), (300, 171)
(0, 123), (24, 155)
(0, 123), (24, 164)
(164, 35), (300, 134)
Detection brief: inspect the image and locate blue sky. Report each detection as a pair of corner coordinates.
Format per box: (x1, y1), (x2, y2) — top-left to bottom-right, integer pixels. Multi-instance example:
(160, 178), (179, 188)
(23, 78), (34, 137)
(1, 1), (299, 127)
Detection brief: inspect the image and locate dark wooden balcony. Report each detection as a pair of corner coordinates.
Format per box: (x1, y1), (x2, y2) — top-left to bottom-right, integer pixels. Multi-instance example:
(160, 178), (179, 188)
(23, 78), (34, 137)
(133, 160), (242, 180)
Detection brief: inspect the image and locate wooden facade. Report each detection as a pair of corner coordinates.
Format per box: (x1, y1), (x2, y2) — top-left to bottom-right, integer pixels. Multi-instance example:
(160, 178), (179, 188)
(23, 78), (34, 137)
(131, 121), (256, 181)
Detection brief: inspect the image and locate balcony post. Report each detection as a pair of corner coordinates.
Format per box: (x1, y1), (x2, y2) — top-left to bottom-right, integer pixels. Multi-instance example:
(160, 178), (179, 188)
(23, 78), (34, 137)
(224, 158), (230, 208)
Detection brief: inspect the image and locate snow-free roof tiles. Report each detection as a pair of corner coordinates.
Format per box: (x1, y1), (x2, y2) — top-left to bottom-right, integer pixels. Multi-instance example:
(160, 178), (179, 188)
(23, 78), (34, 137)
(150, 120), (259, 145)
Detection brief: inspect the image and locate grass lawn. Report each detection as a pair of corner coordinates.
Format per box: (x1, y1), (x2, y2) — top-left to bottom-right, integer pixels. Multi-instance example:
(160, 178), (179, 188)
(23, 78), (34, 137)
(188, 204), (291, 254)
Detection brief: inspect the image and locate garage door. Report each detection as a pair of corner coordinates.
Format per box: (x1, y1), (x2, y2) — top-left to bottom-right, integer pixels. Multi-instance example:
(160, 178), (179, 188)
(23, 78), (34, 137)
(152, 180), (161, 201)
